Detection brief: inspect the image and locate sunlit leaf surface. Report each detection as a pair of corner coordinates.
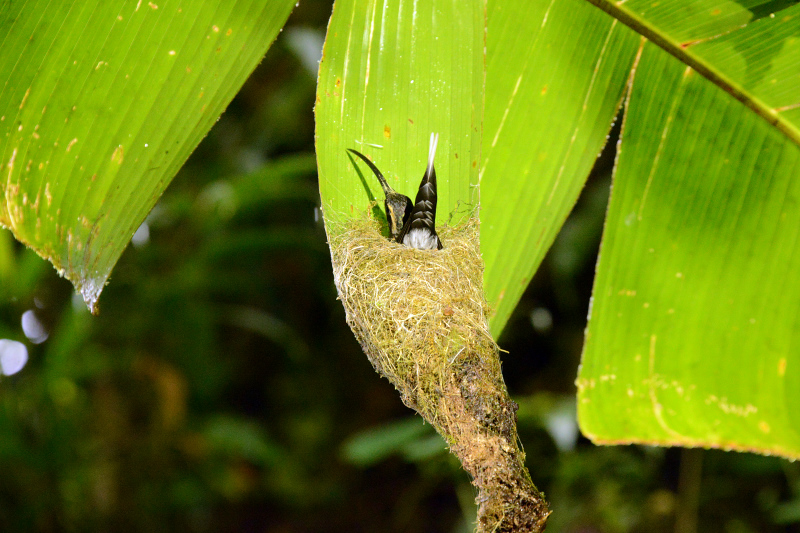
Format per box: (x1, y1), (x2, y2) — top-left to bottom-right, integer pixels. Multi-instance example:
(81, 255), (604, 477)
(579, 42), (800, 458)
(480, 0), (640, 335)
(0, 0), (295, 311)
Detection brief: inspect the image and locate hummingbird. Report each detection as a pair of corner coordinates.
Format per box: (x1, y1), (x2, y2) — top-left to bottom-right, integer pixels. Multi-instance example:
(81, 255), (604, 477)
(397, 133), (443, 250)
(347, 148), (412, 239)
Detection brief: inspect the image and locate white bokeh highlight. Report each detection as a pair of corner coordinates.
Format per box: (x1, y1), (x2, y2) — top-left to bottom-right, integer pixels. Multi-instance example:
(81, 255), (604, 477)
(0, 339), (28, 376)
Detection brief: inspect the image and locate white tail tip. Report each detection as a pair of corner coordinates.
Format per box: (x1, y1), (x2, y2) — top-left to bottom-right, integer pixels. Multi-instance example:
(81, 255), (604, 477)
(427, 132), (439, 175)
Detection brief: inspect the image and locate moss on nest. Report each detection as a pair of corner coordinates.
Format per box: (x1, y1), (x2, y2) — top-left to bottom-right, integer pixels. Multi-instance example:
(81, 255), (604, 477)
(327, 213), (550, 532)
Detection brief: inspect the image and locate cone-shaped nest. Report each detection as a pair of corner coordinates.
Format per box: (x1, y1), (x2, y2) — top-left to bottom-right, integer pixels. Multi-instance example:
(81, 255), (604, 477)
(326, 213), (549, 533)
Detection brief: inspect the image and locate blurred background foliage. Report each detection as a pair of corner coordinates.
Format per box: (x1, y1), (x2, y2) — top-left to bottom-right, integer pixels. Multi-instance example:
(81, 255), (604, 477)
(1, 2), (800, 532)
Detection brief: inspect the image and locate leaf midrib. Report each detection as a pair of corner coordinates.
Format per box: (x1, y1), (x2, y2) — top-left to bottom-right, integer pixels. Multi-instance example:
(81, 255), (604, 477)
(583, 0), (800, 149)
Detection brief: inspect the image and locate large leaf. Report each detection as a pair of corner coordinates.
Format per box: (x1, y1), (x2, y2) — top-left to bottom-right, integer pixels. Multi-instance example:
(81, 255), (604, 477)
(480, 0), (640, 335)
(0, 0), (295, 311)
(577, 2), (800, 457)
(316, 0), (483, 226)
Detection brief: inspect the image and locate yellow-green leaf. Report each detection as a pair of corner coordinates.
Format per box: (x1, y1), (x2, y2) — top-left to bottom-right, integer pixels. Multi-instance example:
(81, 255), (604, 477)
(579, 7), (800, 457)
(0, 0), (295, 311)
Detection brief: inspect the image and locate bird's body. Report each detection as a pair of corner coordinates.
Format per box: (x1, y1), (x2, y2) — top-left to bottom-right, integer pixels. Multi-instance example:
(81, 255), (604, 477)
(397, 133), (442, 250)
(347, 148), (412, 239)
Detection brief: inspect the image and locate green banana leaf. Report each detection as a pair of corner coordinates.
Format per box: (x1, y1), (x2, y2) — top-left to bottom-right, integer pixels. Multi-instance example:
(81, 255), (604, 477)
(0, 0), (296, 312)
(575, 1), (800, 457)
(481, 0), (640, 335)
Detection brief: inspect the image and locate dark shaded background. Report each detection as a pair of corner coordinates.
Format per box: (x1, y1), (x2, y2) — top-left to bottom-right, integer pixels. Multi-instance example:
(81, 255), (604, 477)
(1, 2), (798, 532)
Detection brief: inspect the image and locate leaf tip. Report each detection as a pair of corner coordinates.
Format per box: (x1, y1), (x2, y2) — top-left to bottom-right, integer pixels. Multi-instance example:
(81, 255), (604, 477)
(79, 278), (105, 315)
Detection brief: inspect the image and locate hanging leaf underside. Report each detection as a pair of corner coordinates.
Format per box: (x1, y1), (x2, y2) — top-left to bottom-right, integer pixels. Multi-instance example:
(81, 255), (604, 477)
(0, 0), (295, 311)
(579, 0), (800, 458)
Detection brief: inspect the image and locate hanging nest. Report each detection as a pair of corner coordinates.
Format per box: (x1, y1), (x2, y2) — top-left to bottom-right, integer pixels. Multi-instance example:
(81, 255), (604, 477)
(327, 213), (550, 533)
